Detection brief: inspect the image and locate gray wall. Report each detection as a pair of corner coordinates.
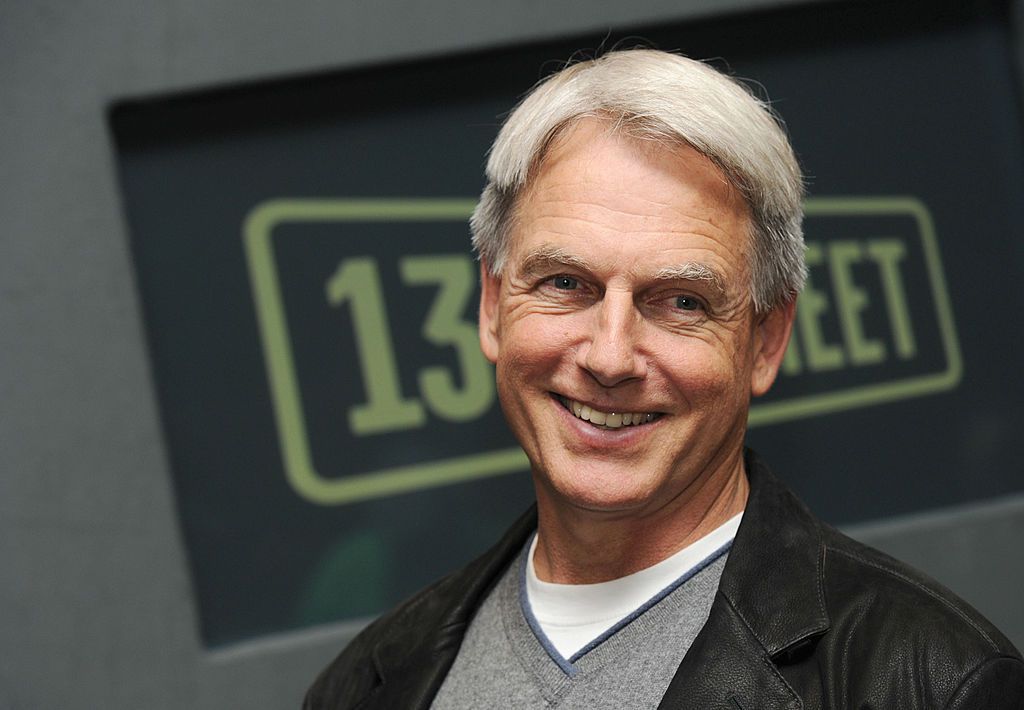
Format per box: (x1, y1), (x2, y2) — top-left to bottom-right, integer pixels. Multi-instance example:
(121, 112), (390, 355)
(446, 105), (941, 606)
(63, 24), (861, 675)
(2, 1), (1021, 708)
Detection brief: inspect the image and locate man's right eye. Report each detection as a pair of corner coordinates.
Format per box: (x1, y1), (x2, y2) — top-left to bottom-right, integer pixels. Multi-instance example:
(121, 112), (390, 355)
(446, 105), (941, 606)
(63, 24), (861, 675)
(551, 275), (578, 290)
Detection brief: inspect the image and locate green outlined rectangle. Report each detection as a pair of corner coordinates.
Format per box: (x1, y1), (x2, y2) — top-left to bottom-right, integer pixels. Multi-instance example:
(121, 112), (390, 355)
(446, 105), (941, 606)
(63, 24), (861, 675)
(748, 197), (962, 427)
(244, 199), (529, 506)
(244, 196), (961, 505)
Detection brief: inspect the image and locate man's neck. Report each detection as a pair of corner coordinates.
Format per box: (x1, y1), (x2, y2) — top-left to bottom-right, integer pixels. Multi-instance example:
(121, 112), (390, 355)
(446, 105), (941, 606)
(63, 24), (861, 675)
(531, 453), (749, 585)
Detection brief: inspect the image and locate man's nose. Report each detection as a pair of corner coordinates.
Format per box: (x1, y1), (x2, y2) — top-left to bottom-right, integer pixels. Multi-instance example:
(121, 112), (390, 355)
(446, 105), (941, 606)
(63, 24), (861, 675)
(576, 290), (647, 387)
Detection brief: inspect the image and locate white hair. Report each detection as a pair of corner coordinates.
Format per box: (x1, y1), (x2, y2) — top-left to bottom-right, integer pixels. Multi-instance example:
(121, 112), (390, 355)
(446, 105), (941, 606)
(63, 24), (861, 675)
(470, 49), (805, 312)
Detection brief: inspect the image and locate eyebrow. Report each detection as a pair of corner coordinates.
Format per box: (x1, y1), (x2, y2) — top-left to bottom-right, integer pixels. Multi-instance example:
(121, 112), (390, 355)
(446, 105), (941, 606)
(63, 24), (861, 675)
(517, 244), (726, 293)
(518, 245), (593, 278)
(654, 262), (725, 293)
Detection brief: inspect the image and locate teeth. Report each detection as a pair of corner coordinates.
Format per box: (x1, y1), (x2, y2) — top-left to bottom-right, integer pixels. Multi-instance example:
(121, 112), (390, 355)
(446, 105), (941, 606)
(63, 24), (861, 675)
(558, 397), (658, 429)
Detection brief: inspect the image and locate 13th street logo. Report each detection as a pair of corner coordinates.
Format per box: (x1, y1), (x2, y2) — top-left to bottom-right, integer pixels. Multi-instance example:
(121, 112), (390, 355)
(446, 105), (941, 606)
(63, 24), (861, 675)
(244, 197), (961, 505)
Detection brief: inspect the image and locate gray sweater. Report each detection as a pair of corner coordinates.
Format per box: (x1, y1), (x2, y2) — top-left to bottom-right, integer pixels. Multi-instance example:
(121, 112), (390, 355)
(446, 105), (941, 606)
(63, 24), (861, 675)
(431, 543), (728, 709)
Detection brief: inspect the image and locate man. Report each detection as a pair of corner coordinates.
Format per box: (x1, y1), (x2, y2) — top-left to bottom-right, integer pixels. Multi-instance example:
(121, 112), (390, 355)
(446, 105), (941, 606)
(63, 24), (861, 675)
(305, 49), (1024, 708)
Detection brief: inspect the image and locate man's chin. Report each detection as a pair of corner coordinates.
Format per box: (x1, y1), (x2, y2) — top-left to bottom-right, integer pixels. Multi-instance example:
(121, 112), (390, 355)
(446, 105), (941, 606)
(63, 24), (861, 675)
(540, 476), (660, 517)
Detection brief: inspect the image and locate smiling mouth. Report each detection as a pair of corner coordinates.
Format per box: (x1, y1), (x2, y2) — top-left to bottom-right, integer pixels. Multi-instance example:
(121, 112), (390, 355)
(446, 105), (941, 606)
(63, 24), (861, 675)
(556, 395), (662, 430)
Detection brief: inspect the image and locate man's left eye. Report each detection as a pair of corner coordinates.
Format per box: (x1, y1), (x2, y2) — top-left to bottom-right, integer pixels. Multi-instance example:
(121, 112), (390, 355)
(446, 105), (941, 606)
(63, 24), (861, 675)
(675, 296), (701, 311)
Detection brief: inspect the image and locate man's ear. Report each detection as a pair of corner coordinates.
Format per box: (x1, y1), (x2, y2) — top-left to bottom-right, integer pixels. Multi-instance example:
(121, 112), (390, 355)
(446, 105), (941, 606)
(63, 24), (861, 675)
(750, 297), (797, 398)
(478, 261), (501, 364)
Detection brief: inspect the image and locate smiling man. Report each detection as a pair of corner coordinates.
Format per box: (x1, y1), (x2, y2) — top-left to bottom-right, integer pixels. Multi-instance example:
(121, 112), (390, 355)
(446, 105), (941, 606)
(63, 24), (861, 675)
(305, 50), (1023, 709)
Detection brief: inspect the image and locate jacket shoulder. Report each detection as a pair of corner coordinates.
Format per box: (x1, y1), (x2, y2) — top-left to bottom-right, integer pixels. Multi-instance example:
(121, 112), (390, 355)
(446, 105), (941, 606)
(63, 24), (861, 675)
(821, 525), (1018, 654)
(815, 524), (1024, 705)
(302, 573), (456, 710)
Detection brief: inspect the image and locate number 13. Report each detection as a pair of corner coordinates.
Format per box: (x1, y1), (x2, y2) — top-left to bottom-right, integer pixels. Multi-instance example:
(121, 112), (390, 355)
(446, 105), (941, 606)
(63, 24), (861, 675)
(326, 254), (495, 436)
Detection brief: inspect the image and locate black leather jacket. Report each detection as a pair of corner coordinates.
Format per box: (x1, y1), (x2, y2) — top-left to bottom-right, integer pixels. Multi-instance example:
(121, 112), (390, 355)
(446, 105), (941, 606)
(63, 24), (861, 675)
(304, 451), (1024, 709)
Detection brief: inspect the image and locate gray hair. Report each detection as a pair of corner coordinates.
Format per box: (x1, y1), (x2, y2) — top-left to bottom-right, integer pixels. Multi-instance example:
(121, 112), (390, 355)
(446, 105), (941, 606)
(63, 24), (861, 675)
(470, 49), (805, 312)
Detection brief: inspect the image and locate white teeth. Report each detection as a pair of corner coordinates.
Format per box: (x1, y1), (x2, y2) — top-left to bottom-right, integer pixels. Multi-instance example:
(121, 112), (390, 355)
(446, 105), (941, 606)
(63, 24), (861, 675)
(559, 397), (658, 429)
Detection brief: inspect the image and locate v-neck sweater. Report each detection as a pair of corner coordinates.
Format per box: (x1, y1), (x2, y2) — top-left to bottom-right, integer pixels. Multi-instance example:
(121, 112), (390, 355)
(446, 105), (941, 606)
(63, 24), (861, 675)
(431, 538), (729, 709)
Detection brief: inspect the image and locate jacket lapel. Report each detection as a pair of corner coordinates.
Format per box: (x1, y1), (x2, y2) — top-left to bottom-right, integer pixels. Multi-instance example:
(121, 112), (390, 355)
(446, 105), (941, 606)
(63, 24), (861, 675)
(659, 451), (830, 710)
(363, 507), (538, 710)
(657, 595), (801, 709)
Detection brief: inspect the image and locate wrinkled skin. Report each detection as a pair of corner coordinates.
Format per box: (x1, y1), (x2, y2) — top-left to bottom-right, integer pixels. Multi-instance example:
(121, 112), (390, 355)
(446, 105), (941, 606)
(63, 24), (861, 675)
(479, 118), (795, 582)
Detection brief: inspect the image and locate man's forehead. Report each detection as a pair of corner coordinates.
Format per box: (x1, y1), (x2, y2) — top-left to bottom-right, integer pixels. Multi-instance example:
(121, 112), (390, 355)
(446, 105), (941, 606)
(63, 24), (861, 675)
(530, 117), (744, 201)
(515, 121), (751, 239)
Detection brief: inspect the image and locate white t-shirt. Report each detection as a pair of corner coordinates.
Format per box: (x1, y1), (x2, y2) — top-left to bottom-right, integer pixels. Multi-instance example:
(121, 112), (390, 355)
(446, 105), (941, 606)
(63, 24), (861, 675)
(525, 513), (743, 659)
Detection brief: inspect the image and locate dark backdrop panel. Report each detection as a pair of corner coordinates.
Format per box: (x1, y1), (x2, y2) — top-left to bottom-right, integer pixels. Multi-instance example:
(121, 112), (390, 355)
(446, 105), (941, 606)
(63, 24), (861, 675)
(111, 0), (1024, 645)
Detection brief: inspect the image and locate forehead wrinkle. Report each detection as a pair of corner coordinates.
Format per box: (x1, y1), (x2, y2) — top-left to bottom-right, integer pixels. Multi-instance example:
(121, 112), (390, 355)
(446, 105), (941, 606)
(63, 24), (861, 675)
(528, 188), (743, 251)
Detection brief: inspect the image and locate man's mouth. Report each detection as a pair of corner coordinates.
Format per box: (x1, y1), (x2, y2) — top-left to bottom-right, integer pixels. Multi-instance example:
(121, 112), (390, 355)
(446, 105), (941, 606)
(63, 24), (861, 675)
(556, 395), (662, 430)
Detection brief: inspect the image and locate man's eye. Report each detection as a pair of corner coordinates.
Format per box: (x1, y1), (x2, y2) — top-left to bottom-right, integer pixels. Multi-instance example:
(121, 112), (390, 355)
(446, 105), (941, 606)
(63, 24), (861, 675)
(551, 276), (579, 290)
(675, 295), (702, 311)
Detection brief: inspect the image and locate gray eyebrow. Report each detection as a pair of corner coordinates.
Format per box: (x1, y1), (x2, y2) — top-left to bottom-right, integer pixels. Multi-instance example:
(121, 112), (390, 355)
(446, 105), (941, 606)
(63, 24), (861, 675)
(518, 245), (593, 276)
(519, 246), (725, 294)
(654, 262), (725, 293)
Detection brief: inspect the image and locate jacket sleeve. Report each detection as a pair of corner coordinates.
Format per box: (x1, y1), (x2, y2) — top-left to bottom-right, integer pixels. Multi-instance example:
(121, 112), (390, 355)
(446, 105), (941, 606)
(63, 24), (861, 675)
(302, 631), (381, 710)
(943, 656), (1024, 709)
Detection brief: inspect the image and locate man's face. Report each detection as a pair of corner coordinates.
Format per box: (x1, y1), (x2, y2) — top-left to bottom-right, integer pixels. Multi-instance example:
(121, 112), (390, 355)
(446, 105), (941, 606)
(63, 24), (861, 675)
(479, 118), (793, 520)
